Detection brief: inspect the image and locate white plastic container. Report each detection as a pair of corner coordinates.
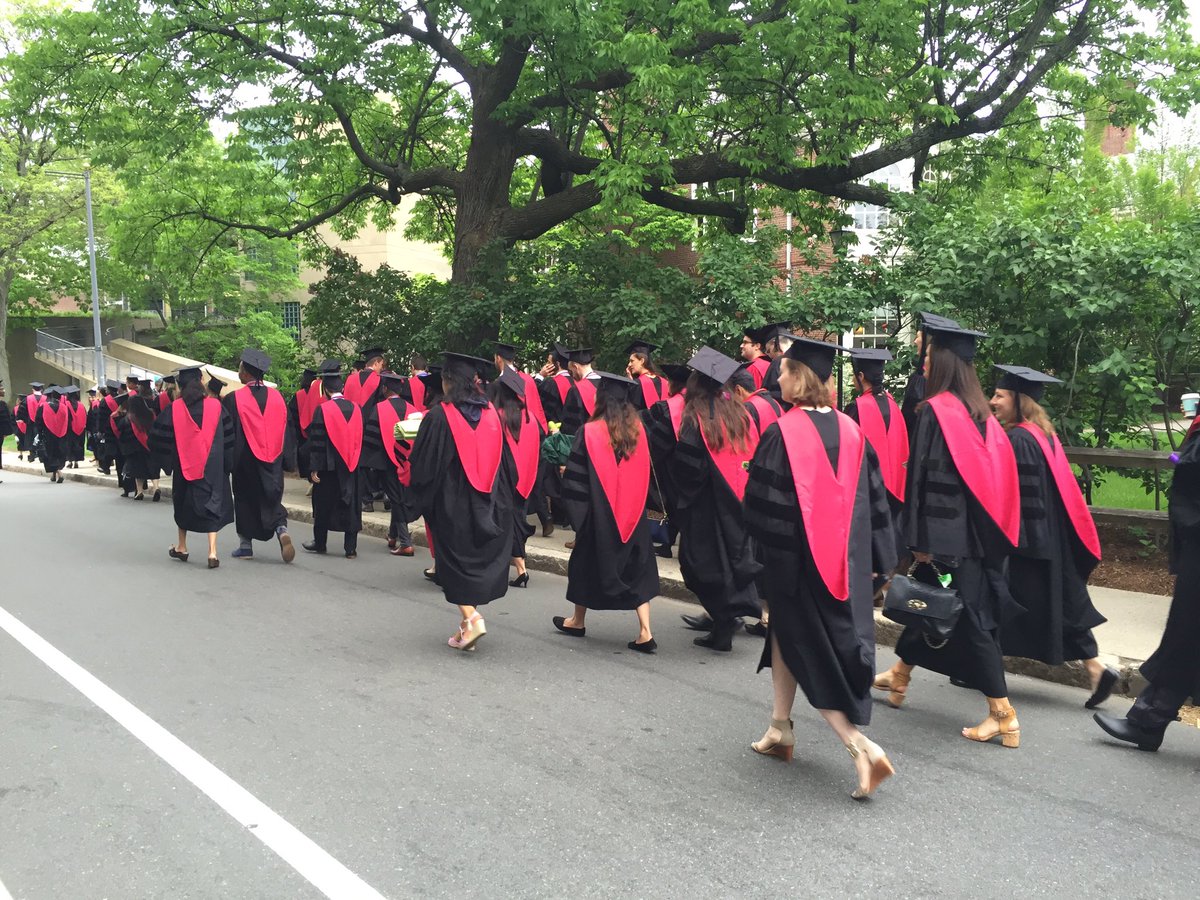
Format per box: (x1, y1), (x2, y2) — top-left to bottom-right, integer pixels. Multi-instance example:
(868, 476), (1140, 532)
(1182, 392), (1199, 418)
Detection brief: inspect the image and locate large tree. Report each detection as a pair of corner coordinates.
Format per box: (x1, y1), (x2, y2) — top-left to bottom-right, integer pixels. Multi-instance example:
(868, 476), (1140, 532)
(25, 0), (1196, 292)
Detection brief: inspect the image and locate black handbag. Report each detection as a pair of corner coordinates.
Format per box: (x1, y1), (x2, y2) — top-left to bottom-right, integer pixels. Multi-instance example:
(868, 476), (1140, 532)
(883, 561), (963, 649)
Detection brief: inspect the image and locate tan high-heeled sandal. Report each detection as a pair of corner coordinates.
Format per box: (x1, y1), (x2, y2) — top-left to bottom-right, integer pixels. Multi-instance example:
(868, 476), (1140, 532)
(872, 669), (911, 708)
(751, 718), (796, 763)
(962, 706), (1020, 748)
(846, 738), (896, 799)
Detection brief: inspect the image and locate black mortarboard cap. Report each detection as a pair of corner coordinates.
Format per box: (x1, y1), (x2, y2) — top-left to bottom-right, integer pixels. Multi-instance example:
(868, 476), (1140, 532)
(565, 347), (595, 365)
(105, 379), (121, 391)
(756, 322), (791, 346)
(207, 375), (225, 394)
(497, 367), (526, 397)
(126, 373), (139, 383)
(921, 313), (985, 362)
(360, 347), (385, 363)
(492, 341), (518, 361)
(87, 386), (98, 394)
(784, 335), (848, 382)
(66, 385), (80, 395)
(849, 347), (894, 383)
(380, 371), (406, 393)
(994, 365), (1062, 403)
(625, 339), (659, 356)
(162, 375), (176, 385)
(441, 351), (493, 380)
(592, 371), (637, 404)
(687, 346), (741, 387)
(115, 392), (129, 407)
(300, 367), (317, 379)
(29, 381), (44, 390)
(317, 359), (342, 374)
(659, 363), (692, 388)
(240, 347), (272, 373)
(138, 378), (152, 388)
(176, 366), (204, 386)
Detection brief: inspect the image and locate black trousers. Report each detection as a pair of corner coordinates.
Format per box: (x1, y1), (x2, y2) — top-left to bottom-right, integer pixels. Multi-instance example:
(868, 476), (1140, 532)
(1128, 549), (1200, 730)
(314, 524), (358, 554)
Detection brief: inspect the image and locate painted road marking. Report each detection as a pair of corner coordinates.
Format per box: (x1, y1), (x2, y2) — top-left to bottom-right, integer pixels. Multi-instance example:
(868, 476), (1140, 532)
(0, 606), (386, 900)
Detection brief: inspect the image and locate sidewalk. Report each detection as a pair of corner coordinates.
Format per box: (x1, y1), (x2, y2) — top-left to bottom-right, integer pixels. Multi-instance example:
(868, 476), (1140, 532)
(5, 459), (1174, 702)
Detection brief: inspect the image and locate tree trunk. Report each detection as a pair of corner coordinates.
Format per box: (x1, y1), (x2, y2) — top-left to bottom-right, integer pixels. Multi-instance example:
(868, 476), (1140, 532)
(451, 113), (519, 287)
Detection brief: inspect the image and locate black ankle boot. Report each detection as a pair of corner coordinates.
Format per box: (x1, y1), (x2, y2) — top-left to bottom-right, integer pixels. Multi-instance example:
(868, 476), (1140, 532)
(1093, 712), (1169, 751)
(693, 619), (737, 652)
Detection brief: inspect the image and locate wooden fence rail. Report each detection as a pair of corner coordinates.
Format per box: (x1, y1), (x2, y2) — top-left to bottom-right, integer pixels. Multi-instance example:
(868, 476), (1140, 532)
(1063, 446), (1172, 533)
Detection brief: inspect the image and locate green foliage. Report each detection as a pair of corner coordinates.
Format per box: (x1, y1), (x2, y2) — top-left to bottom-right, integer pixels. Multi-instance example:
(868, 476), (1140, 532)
(161, 308), (303, 393)
(304, 227), (793, 371)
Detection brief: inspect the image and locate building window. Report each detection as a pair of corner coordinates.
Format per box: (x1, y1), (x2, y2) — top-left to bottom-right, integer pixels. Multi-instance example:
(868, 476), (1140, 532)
(852, 308), (895, 349)
(847, 164), (908, 233)
(281, 301), (301, 339)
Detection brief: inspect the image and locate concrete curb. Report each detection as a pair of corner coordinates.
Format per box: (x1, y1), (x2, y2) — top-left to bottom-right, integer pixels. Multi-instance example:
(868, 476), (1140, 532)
(1, 459), (1151, 702)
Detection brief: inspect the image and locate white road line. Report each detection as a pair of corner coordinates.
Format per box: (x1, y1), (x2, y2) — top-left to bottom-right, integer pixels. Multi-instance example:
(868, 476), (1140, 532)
(0, 873), (14, 900)
(0, 606), (386, 900)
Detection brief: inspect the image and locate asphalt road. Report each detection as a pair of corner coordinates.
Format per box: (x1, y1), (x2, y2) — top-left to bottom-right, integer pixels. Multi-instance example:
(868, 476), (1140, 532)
(1, 467), (1198, 899)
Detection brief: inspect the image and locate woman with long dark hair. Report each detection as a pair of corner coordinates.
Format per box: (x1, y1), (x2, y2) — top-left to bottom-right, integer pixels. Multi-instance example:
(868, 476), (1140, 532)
(410, 353), (516, 651)
(744, 338), (898, 799)
(490, 368), (541, 587)
(150, 367), (235, 568)
(552, 372), (660, 652)
(989, 366), (1116, 705)
(122, 385), (161, 501)
(34, 386), (69, 483)
(874, 317), (1022, 747)
(668, 348), (763, 651)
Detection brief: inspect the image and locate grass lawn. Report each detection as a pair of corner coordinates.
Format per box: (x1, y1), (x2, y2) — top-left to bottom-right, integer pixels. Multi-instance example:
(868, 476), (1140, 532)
(1084, 471), (1167, 511)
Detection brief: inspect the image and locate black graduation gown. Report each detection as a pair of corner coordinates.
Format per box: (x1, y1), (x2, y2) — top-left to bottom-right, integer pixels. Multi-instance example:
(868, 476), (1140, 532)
(150, 398), (235, 532)
(65, 401), (86, 461)
(644, 399), (681, 522)
(1135, 426), (1200, 706)
(306, 398), (364, 536)
(410, 401), (516, 607)
(669, 421), (762, 620)
(560, 383), (591, 437)
(893, 405), (1012, 697)
(362, 395), (418, 523)
(35, 400), (69, 471)
(17, 397), (39, 455)
(844, 393), (906, 559)
(760, 356), (786, 405)
(537, 375), (572, 511)
(560, 427), (660, 610)
(0, 400), (13, 444)
(900, 366), (925, 437)
(999, 427), (1105, 664)
(224, 385), (288, 541)
(114, 404), (159, 481)
(745, 411), (896, 725)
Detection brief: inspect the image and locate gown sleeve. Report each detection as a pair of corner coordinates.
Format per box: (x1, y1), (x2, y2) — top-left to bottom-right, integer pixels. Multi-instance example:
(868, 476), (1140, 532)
(863, 443), (899, 574)
(559, 431), (592, 531)
(1010, 428), (1052, 559)
(743, 424), (801, 550)
(409, 403), (449, 516)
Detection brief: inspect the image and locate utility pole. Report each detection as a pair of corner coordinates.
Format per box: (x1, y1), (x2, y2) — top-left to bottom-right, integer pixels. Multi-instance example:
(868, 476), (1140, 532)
(85, 170), (104, 385)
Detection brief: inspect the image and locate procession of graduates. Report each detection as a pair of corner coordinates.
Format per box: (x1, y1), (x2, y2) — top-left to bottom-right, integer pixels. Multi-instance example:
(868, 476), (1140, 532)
(5, 306), (1200, 797)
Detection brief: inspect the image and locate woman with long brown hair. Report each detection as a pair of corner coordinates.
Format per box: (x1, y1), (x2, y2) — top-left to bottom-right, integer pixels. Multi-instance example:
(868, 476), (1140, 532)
(989, 366), (1116, 706)
(744, 337), (898, 798)
(553, 371), (660, 651)
(668, 347), (763, 651)
(490, 367), (542, 588)
(874, 316), (1023, 747)
(122, 383), (161, 501)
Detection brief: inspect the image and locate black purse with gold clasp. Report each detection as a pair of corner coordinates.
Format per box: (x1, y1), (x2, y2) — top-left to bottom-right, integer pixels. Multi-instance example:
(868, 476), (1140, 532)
(883, 561), (963, 649)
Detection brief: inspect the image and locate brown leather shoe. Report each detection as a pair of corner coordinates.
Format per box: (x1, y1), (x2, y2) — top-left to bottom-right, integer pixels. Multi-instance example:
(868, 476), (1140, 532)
(390, 545), (414, 557)
(564, 540), (575, 550)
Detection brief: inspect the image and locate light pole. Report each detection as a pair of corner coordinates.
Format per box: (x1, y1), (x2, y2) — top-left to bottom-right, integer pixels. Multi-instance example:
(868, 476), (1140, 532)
(46, 169), (104, 385)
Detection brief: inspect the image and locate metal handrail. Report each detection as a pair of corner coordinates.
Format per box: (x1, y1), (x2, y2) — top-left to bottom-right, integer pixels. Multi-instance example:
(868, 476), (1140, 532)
(34, 329), (162, 385)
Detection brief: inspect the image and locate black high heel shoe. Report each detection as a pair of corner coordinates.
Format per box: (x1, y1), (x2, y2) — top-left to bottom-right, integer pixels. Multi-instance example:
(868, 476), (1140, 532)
(509, 572), (529, 588)
(424, 568), (440, 584)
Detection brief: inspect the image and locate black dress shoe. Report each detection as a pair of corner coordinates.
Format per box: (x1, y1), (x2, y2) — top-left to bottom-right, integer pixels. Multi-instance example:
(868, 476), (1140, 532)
(552, 616), (585, 637)
(627, 638), (658, 654)
(680, 613), (714, 631)
(302, 541), (327, 554)
(1085, 666), (1120, 709)
(509, 572), (529, 588)
(653, 544), (673, 559)
(542, 522), (555, 538)
(1093, 712), (1167, 751)
(693, 627), (735, 652)
(423, 567), (440, 584)
(744, 620), (768, 638)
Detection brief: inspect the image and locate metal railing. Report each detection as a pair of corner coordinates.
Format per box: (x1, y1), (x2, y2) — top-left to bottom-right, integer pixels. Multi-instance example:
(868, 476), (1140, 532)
(34, 329), (162, 385)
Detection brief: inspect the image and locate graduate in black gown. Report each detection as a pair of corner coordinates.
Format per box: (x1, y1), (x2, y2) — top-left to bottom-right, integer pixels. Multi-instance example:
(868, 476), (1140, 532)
(410, 352), (516, 651)
(63, 386), (86, 468)
(302, 366), (364, 559)
(362, 371), (417, 557)
(643, 362), (689, 561)
(625, 339), (665, 411)
(536, 344), (574, 531)
(744, 337), (898, 799)
(118, 387), (161, 500)
(225, 348), (294, 563)
(558, 347), (598, 437)
(1094, 414), (1200, 751)
(493, 341), (553, 539)
(345, 347), (386, 512)
(490, 367), (541, 587)
(756, 323), (791, 406)
(988, 366), (1116, 704)
(874, 319), (1025, 748)
(552, 371), (660, 652)
(92, 380), (121, 475)
(0, 379), (12, 477)
(150, 366), (235, 568)
(666, 348), (763, 651)
(35, 386), (70, 482)
(19, 383), (44, 462)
